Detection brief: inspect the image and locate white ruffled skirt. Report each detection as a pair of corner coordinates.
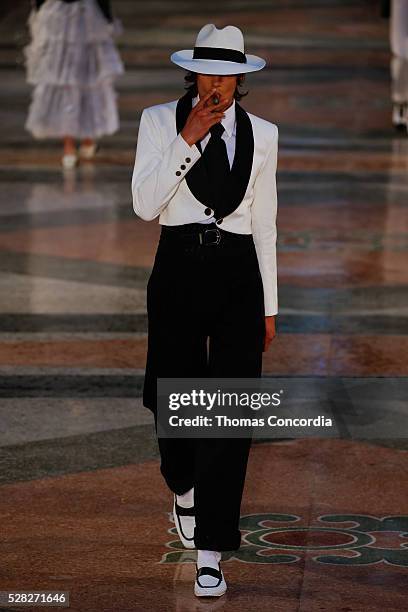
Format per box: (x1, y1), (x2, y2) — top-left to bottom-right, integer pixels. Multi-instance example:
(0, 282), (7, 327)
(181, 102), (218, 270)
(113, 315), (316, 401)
(24, 0), (124, 139)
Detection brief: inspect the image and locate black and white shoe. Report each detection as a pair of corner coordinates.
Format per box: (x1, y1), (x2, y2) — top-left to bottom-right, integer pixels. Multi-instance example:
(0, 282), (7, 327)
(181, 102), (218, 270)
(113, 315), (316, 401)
(173, 495), (195, 549)
(392, 102), (408, 130)
(194, 563), (227, 597)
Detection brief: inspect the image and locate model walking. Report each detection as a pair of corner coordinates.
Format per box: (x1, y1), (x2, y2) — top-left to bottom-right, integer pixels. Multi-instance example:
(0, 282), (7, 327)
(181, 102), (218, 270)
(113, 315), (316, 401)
(24, 0), (124, 167)
(132, 24), (279, 597)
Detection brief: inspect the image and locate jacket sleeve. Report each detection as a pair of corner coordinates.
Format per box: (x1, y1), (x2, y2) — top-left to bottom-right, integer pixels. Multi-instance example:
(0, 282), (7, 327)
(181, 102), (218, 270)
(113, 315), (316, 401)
(251, 126), (279, 317)
(131, 108), (202, 221)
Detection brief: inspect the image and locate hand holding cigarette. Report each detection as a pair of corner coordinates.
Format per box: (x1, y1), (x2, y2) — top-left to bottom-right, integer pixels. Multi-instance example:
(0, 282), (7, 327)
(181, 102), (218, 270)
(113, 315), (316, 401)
(181, 88), (230, 146)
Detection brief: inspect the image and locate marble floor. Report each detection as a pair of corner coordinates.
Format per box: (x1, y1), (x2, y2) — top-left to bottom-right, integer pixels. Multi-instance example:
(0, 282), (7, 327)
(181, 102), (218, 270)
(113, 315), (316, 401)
(0, 1), (407, 610)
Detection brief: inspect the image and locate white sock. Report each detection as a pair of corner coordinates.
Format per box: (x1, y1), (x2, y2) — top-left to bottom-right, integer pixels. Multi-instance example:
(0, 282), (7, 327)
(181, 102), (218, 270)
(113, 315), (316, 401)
(197, 550), (222, 587)
(176, 487), (194, 508)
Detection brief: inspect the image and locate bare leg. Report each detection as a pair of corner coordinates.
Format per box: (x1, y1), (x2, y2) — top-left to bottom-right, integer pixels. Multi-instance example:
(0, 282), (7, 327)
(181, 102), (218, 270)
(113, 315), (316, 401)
(62, 136), (77, 168)
(81, 138), (94, 147)
(63, 136), (76, 155)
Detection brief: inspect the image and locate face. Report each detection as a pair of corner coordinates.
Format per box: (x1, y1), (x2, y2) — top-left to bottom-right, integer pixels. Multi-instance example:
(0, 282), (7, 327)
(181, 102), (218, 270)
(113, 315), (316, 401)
(196, 73), (242, 108)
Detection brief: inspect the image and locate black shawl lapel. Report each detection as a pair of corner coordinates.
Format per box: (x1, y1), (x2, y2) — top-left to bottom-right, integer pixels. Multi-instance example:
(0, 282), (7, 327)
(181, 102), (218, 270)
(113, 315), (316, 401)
(175, 89), (254, 219)
(176, 90), (213, 208)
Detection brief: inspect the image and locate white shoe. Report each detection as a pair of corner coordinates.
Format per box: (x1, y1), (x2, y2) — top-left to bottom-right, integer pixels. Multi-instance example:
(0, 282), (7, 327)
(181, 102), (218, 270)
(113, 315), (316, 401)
(173, 494), (196, 549)
(62, 153), (78, 169)
(79, 143), (97, 159)
(194, 563), (227, 597)
(392, 102), (408, 128)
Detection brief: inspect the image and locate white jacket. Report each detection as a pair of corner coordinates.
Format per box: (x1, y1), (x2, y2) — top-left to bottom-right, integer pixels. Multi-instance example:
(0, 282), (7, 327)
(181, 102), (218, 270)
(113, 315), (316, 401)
(131, 90), (279, 316)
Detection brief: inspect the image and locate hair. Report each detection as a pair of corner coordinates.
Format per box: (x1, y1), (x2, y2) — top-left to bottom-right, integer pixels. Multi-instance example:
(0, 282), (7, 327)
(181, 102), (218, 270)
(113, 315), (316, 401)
(183, 71), (249, 101)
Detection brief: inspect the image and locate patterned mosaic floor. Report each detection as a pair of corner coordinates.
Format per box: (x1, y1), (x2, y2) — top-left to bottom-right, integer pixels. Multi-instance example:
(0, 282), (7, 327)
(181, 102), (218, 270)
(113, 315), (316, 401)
(0, 0), (407, 610)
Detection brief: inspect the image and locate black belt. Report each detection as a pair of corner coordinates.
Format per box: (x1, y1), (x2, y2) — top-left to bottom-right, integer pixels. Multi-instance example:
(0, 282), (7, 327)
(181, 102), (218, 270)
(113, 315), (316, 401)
(160, 223), (253, 247)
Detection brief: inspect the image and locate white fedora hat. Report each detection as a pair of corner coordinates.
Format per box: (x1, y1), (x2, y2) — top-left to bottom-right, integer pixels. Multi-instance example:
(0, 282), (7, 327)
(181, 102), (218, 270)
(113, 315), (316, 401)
(170, 23), (266, 75)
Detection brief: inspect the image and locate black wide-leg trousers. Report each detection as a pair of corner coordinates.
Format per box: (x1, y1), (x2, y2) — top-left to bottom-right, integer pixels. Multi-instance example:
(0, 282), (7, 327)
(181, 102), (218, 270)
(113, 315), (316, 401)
(143, 222), (265, 551)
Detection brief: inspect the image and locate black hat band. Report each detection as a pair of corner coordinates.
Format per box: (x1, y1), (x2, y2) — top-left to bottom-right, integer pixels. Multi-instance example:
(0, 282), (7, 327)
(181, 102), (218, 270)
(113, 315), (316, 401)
(193, 46), (247, 63)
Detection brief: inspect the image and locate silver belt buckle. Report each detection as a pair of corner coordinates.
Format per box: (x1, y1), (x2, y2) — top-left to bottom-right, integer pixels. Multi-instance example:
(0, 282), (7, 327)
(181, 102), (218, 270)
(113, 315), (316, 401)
(200, 228), (221, 246)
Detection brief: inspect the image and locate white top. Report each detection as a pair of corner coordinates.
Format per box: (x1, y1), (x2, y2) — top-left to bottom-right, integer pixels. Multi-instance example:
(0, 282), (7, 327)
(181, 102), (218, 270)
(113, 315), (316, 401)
(192, 94), (236, 224)
(131, 98), (279, 315)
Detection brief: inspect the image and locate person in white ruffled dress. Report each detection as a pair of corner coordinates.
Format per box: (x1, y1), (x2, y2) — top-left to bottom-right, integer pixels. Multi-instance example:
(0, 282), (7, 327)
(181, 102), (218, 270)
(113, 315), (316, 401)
(390, 0), (408, 132)
(24, 0), (124, 168)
